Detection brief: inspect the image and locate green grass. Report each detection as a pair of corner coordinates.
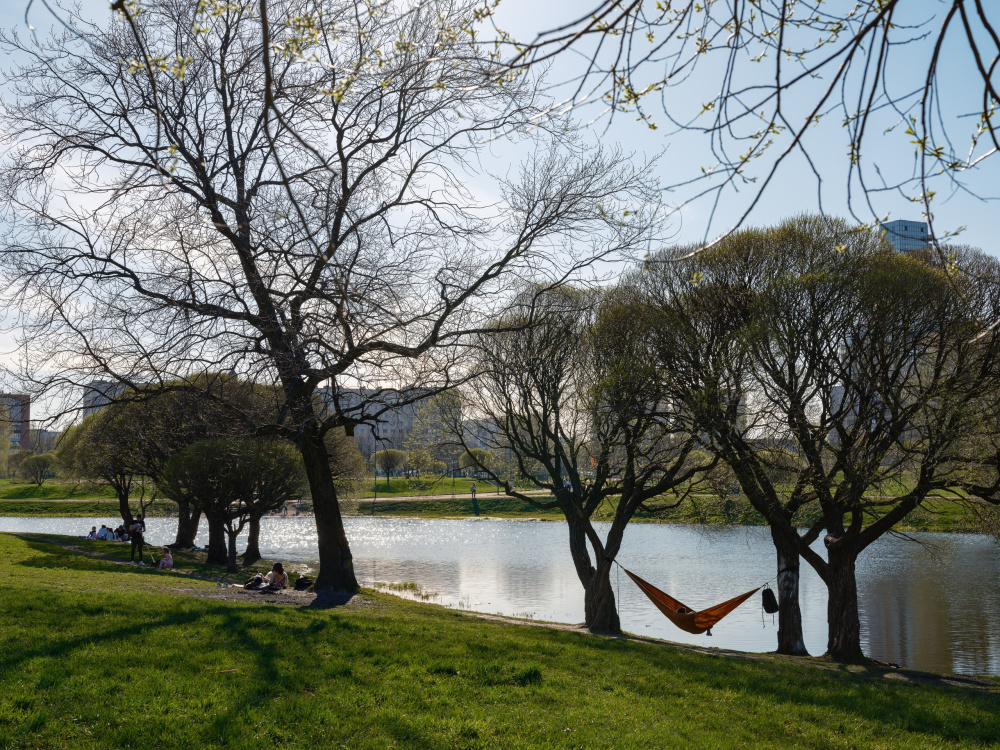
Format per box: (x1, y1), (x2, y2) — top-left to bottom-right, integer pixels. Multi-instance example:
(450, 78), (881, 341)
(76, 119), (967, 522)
(0, 532), (997, 748)
(0, 481), (116, 500)
(349, 475), (532, 498)
(0, 499), (176, 517)
(345, 495), (563, 519)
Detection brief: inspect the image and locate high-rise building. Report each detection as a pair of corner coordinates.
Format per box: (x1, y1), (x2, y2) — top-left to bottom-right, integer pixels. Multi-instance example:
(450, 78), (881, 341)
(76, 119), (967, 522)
(316, 386), (436, 459)
(82, 380), (126, 416)
(0, 394), (31, 449)
(880, 220), (928, 253)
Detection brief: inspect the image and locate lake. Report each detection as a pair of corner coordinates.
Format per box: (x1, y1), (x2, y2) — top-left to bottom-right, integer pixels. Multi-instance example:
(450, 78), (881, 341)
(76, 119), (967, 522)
(4, 515), (998, 676)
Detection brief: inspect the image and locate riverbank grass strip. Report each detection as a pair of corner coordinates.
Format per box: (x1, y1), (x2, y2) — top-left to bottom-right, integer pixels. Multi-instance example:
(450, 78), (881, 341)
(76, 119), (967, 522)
(1, 533), (998, 748)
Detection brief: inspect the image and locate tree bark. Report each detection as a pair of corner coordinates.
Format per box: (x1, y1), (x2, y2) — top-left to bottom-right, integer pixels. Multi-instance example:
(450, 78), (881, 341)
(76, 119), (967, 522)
(565, 512), (621, 634)
(771, 526), (808, 656)
(825, 545), (863, 660)
(565, 512), (595, 587)
(225, 524), (241, 574)
(300, 431), (358, 593)
(243, 514), (262, 565)
(171, 500), (201, 548)
(117, 490), (133, 526)
(584, 561), (620, 634)
(206, 515), (227, 564)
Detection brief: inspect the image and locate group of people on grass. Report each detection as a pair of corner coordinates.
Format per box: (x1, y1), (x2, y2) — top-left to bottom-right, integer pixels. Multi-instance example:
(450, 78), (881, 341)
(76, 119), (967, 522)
(87, 523), (129, 542)
(83, 514), (293, 588)
(84, 514), (171, 569)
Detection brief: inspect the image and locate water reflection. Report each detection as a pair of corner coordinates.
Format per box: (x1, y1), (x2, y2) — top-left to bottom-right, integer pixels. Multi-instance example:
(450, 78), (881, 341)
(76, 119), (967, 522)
(2, 515), (998, 675)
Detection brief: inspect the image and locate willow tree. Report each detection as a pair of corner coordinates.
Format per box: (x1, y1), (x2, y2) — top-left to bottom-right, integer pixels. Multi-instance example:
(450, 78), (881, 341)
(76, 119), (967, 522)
(0, 0), (660, 591)
(646, 217), (1000, 660)
(450, 287), (713, 634)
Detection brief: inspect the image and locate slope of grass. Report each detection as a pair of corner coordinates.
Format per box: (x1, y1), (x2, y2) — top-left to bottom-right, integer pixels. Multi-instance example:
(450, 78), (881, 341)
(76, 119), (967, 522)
(347, 475), (535, 498)
(345, 495), (563, 519)
(0, 499), (176, 517)
(0, 481), (116, 500)
(0, 532), (997, 749)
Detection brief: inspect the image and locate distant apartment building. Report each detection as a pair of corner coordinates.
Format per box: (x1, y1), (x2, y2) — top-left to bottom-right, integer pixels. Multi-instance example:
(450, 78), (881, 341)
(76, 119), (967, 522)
(0, 393), (31, 450)
(82, 380), (127, 416)
(880, 220), (929, 253)
(317, 386), (436, 459)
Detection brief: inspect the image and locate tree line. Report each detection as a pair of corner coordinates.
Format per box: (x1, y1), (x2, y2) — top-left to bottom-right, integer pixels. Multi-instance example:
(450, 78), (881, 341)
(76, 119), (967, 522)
(438, 216), (1000, 660)
(1, 0), (999, 664)
(55, 381), (366, 573)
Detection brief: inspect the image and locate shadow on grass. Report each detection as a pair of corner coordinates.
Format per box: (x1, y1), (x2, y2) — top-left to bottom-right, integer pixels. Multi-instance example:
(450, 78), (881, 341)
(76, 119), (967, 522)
(12, 533), (278, 585)
(539, 627), (1000, 744)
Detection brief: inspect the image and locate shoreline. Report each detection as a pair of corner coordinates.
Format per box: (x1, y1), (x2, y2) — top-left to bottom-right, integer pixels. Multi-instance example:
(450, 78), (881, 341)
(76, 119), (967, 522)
(0, 501), (986, 535)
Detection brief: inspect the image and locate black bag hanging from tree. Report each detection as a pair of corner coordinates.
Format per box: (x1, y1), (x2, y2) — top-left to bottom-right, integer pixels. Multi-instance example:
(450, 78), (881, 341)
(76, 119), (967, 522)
(762, 586), (779, 614)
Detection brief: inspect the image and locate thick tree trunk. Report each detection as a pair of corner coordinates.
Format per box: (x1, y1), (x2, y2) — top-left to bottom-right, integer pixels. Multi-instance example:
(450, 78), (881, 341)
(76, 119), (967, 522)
(243, 515), (262, 565)
(206, 515), (227, 564)
(225, 525), (241, 574)
(771, 526), (808, 656)
(301, 431), (358, 593)
(565, 512), (595, 587)
(565, 512), (621, 634)
(826, 546), (863, 661)
(171, 501), (201, 548)
(117, 491), (133, 526)
(584, 561), (620, 634)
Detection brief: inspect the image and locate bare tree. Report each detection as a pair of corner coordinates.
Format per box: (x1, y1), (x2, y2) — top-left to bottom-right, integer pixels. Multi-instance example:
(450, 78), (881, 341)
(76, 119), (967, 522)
(0, 0), (661, 591)
(493, 1), (999, 248)
(449, 287), (714, 634)
(646, 216), (1000, 660)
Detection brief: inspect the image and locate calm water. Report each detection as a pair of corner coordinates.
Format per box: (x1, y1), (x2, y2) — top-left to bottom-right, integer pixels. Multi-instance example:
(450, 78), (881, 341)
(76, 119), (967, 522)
(5, 515), (999, 676)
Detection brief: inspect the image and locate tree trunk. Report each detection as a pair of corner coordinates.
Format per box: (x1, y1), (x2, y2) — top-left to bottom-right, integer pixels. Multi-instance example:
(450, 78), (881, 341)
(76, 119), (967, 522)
(584, 561), (620, 634)
(171, 500), (201, 548)
(771, 526), (808, 656)
(117, 491), (134, 526)
(565, 512), (621, 634)
(206, 515), (227, 564)
(300, 431), (358, 593)
(225, 525), (241, 574)
(826, 545), (863, 661)
(243, 514), (262, 565)
(565, 512), (595, 587)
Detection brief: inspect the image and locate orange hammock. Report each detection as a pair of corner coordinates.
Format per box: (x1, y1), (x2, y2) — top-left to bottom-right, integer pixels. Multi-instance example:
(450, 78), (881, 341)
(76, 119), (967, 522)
(623, 568), (760, 635)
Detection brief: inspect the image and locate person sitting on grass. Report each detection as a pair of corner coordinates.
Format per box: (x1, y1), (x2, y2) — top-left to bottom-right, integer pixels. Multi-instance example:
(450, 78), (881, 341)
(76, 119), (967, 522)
(264, 563), (289, 590)
(86, 526), (98, 539)
(114, 525), (127, 542)
(157, 548), (173, 571)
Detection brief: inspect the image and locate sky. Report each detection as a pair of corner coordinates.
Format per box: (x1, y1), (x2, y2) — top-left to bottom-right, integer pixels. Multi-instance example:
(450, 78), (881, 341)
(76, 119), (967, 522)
(3, 0), (996, 250)
(1, 0), (999, 418)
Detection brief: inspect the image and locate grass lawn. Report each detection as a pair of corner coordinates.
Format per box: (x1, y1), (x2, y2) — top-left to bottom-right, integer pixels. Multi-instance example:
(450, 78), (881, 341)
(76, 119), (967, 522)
(347, 495), (564, 519)
(348, 475), (536, 499)
(0, 481), (116, 501)
(0, 499), (176, 517)
(0, 532), (998, 749)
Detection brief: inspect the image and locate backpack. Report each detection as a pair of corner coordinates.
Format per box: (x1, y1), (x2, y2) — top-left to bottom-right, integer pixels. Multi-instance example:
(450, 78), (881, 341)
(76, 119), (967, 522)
(294, 576), (314, 591)
(762, 587), (779, 614)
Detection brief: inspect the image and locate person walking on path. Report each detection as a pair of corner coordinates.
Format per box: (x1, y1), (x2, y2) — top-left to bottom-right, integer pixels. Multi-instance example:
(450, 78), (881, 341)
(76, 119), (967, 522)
(129, 515), (147, 566)
(470, 482), (477, 500)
